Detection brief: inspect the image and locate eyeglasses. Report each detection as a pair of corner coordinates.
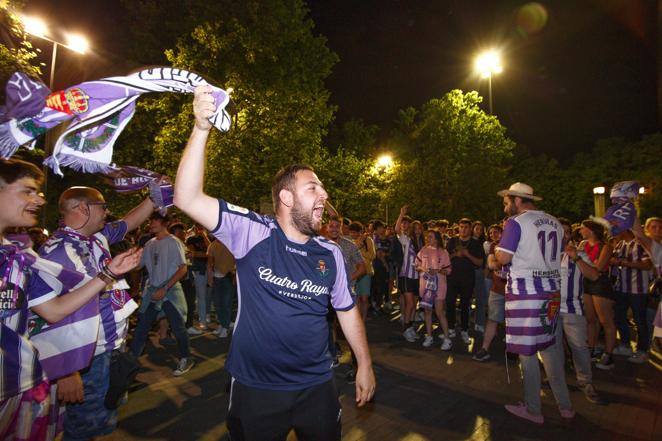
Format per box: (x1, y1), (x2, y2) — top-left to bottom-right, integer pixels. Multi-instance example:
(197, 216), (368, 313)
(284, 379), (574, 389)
(87, 201), (108, 210)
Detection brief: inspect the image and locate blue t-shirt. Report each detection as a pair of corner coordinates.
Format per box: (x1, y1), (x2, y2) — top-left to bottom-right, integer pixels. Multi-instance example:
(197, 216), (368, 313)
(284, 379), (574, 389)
(212, 199), (354, 390)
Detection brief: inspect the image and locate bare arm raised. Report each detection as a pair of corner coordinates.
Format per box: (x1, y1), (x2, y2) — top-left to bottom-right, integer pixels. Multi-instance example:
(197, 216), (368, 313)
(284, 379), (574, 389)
(173, 85), (220, 231)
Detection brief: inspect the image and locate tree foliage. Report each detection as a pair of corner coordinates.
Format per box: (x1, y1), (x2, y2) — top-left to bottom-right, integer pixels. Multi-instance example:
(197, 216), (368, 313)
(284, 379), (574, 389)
(0, 2), (41, 99)
(385, 90), (515, 223)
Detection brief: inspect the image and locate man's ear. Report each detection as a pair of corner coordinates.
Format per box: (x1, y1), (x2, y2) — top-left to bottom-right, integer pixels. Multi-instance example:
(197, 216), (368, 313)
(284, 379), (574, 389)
(279, 189), (294, 208)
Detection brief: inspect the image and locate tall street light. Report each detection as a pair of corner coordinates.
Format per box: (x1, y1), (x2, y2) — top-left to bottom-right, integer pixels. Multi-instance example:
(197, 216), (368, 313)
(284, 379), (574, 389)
(20, 16), (89, 227)
(375, 154), (393, 224)
(474, 50), (503, 114)
(593, 186), (606, 217)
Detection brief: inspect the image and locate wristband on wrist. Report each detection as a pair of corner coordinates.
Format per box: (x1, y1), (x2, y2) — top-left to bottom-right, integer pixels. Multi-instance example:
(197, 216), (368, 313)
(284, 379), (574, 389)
(97, 272), (114, 285)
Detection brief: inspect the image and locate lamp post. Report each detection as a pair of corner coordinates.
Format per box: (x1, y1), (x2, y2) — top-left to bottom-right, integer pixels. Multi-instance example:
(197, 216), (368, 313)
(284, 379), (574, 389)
(593, 186), (606, 217)
(375, 154), (393, 224)
(474, 50), (503, 114)
(20, 16), (89, 227)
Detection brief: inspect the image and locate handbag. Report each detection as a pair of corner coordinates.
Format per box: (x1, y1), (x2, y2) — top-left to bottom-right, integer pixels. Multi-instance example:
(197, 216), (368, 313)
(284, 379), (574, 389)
(104, 350), (141, 409)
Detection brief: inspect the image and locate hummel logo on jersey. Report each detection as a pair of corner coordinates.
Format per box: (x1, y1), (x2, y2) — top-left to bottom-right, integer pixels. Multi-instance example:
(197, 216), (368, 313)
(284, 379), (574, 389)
(285, 245), (307, 256)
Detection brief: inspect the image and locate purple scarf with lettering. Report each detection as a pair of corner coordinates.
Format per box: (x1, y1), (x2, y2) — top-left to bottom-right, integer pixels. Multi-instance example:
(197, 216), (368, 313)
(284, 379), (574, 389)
(0, 68), (232, 176)
(592, 181), (640, 235)
(106, 166), (173, 214)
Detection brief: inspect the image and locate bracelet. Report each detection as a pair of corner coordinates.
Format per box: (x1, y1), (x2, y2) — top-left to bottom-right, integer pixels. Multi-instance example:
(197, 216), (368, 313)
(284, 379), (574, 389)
(97, 272), (114, 285)
(101, 261), (120, 279)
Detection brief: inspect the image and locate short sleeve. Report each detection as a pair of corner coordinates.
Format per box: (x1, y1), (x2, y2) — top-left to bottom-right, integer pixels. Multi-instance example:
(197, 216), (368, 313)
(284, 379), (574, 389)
(496, 218), (521, 255)
(211, 199), (272, 259)
(328, 246), (354, 311)
(100, 221), (128, 246)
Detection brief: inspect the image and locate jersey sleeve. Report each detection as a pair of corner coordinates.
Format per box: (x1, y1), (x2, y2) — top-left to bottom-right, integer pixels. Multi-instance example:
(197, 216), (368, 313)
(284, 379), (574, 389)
(211, 199), (272, 259)
(26, 271), (58, 308)
(330, 245), (355, 311)
(100, 221), (129, 246)
(496, 218), (521, 255)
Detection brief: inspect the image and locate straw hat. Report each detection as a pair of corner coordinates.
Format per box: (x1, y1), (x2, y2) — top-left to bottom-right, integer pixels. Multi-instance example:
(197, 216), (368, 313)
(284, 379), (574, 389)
(497, 182), (542, 201)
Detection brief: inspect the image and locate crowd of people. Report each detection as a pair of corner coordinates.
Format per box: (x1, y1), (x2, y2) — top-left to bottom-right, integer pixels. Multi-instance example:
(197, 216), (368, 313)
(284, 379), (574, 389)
(1, 87), (660, 440)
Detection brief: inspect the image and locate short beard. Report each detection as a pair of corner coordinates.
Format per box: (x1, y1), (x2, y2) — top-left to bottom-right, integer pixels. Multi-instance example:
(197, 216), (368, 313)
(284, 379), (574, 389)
(291, 198), (319, 237)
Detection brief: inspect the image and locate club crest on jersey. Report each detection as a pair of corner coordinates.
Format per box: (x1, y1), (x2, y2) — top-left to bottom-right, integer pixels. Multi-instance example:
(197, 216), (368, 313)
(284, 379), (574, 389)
(317, 259), (328, 277)
(538, 292), (560, 335)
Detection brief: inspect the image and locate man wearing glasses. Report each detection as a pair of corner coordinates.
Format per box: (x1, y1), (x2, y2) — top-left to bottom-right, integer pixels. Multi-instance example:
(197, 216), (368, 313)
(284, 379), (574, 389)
(38, 186), (156, 440)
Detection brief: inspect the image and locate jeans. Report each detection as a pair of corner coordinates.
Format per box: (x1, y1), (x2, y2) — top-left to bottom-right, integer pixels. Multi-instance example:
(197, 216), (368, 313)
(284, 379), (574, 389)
(560, 313), (592, 385)
(131, 299), (191, 359)
(63, 351), (117, 440)
(615, 291), (650, 352)
(211, 274), (234, 328)
(193, 271), (211, 326)
(473, 269), (488, 327)
(519, 323), (572, 415)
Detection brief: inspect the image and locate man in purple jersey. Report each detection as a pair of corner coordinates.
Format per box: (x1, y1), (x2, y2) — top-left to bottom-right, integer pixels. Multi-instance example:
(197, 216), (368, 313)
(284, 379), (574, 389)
(39, 186), (156, 440)
(174, 86), (375, 440)
(495, 183), (573, 424)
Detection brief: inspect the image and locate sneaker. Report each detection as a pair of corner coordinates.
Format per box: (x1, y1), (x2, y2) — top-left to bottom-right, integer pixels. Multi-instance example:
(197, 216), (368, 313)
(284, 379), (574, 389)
(472, 348), (491, 362)
(461, 331), (471, 344)
(581, 384), (606, 405)
(441, 337), (452, 351)
(559, 407), (576, 419)
(345, 370), (356, 384)
(187, 326), (202, 336)
(422, 335), (434, 347)
(590, 347), (604, 361)
(173, 358), (194, 376)
(504, 402), (544, 424)
(403, 328), (416, 343)
(595, 353), (615, 370)
(627, 351), (649, 364)
(612, 344), (633, 357)
(474, 324), (485, 334)
(214, 327), (229, 338)
(448, 328), (457, 339)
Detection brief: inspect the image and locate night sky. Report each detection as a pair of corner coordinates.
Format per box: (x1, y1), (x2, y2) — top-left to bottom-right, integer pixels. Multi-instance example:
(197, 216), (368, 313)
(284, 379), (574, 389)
(21, 0), (659, 161)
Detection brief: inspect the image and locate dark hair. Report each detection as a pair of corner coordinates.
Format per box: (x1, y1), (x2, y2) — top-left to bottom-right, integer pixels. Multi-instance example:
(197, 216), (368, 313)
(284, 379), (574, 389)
(271, 164), (314, 213)
(427, 229), (444, 249)
(169, 222), (185, 234)
(348, 221), (364, 232)
(328, 215), (343, 225)
(437, 219), (449, 228)
(487, 223), (503, 234)
(401, 215), (412, 224)
(342, 217), (351, 226)
(581, 219), (605, 242)
(0, 158), (43, 188)
(373, 220), (385, 230)
(458, 218), (472, 226)
(150, 211), (171, 223)
(557, 217), (572, 228)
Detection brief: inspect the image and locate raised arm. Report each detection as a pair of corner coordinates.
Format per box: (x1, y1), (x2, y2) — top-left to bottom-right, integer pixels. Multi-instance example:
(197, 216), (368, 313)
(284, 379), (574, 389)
(122, 197), (156, 232)
(173, 85), (220, 231)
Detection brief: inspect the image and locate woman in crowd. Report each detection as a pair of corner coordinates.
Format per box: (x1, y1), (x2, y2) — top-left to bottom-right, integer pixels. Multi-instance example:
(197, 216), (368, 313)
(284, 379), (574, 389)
(349, 221), (376, 321)
(579, 220), (617, 370)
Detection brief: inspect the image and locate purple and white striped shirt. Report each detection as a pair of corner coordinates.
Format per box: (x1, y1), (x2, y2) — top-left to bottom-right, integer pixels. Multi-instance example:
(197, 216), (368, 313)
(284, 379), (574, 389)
(0, 240), (57, 401)
(560, 252), (587, 315)
(397, 234), (419, 280)
(498, 211), (563, 356)
(39, 222), (137, 356)
(612, 239), (651, 294)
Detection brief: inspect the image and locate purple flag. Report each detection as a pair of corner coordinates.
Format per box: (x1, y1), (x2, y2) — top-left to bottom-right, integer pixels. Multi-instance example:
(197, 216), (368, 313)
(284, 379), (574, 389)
(592, 181), (640, 236)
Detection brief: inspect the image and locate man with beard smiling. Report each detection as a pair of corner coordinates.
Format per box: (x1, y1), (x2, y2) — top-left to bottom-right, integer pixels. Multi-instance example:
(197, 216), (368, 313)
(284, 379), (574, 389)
(174, 86), (375, 441)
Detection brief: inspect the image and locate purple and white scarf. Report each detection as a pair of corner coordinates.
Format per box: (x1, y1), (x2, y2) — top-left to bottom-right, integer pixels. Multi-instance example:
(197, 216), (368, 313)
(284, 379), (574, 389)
(592, 181), (640, 236)
(107, 166), (173, 214)
(0, 68), (232, 176)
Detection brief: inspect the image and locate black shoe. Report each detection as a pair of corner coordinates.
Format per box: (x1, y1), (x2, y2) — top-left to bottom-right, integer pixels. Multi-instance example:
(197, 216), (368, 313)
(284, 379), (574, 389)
(472, 348), (491, 362)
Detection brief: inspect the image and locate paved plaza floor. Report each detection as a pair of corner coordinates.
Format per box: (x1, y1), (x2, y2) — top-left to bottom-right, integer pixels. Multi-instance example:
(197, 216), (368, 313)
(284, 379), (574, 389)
(100, 308), (662, 441)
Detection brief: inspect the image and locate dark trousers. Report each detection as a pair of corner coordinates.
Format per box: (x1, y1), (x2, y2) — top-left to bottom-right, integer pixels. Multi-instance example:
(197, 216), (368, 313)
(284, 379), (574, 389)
(211, 275), (234, 328)
(446, 274), (475, 331)
(371, 260), (389, 308)
(615, 291), (650, 352)
(181, 277), (196, 328)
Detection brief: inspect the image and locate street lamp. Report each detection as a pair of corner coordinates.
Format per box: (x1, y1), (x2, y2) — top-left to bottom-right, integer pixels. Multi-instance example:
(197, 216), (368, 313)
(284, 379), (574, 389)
(474, 49), (503, 114)
(375, 154), (393, 224)
(20, 16), (89, 89)
(593, 186), (606, 217)
(20, 16), (89, 226)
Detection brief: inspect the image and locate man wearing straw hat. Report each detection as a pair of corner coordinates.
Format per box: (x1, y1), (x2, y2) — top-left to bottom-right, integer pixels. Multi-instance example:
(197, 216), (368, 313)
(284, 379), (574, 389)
(494, 182), (574, 424)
